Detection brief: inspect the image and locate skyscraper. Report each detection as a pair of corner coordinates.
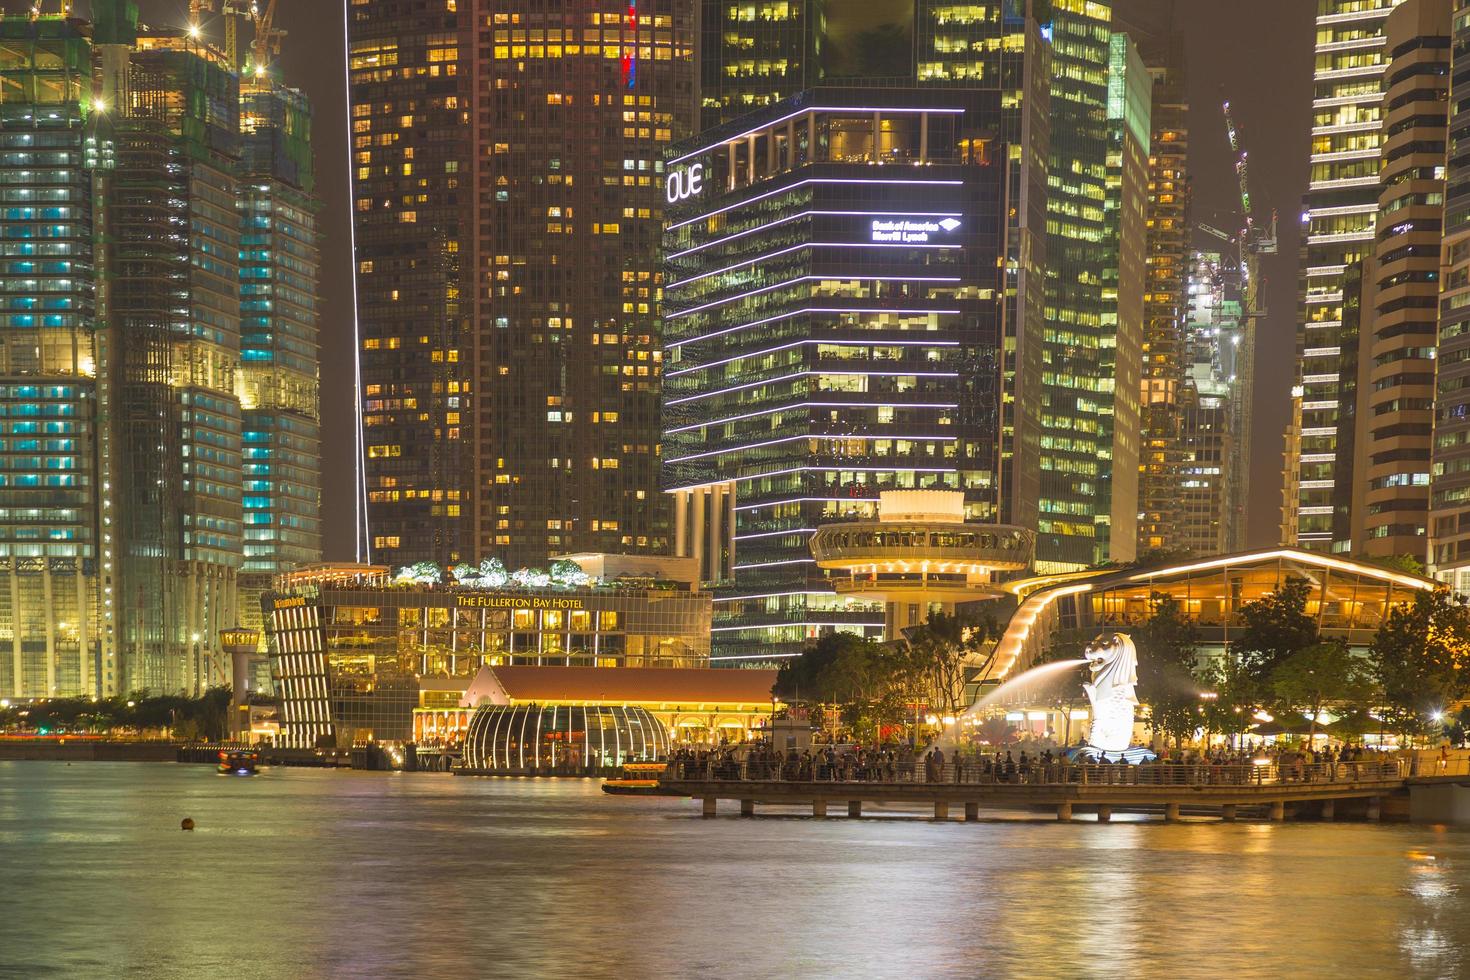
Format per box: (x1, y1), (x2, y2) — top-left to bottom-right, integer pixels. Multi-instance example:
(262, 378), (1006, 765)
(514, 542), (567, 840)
(108, 28), (247, 694)
(1432, 0), (1470, 588)
(238, 78), (321, 580)
(663, 90), (1032, 661)
(1038, 0), (1116, 571)
(666, 1), (1061, 660)
(0, 2), (322, 698)
(1293, 0), (1401, 553)
(348, 0), (696, 571)
(1354, 0), (1449, 562)
(1178, 250), (1245, 557)
(1100, 31), (1150, 567)
(0, 15), (112, 699)
(1116, 1), (1192, 558)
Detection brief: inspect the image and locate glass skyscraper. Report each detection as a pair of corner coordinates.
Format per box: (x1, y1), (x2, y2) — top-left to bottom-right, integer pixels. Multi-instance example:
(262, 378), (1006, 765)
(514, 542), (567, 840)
(0, 3), (322, 698)
(663, 90), (1024, 662)
(0, 15), (111, 698)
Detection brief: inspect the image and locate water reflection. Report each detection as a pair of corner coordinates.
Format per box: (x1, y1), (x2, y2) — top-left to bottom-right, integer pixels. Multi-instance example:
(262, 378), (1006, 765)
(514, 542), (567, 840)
(2, 762), (1470, 978)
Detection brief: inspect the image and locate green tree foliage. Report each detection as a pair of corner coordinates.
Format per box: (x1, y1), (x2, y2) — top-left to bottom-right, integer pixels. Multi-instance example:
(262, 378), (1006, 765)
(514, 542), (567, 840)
(1270, 640), (1375, 742)
(1131, 594), (1202, 747)
(1370, 589), (1470, 743)
(899, 612), (997, 722)
(1444, 706), (1470, 748)
(773, 632), (907, 738)
(1231, 576), (1318, 676)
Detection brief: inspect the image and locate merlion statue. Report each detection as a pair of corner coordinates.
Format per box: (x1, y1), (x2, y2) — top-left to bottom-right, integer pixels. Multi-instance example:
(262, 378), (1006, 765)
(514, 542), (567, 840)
(1077, 632), (1153, 762)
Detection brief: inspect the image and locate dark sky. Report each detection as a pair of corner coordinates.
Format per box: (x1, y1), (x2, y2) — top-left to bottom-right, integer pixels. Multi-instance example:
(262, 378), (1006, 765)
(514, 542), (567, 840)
(119, 1), (1313, 559)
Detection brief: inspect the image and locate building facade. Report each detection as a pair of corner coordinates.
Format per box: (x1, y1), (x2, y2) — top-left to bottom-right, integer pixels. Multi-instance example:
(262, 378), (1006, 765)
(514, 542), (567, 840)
(265, 575), (712, 749)
(1293, 0), (1400, 553)
(1358, 0), (1450, 562)
(1039, 0), (1117, 570)
(0, 5), (321, 699)
(662, 90), (1022, 661)
(347, 0), (696, 571)
(1100, 31), (1150, 566)
(1118, 3), (1192, 558)
(1432, 0), (1470, 588)
(0, 16), (112, 699)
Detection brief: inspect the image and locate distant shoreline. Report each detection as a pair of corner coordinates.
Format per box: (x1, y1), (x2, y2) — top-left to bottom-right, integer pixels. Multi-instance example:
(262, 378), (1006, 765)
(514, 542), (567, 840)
(0, 740), (183, 763)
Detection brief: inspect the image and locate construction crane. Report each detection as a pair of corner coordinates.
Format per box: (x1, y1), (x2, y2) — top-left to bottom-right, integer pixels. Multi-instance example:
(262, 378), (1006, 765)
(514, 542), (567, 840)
(249, 0), (286, 79)
(188, 0), (254, 73)
(1223, 98), (1278, 259)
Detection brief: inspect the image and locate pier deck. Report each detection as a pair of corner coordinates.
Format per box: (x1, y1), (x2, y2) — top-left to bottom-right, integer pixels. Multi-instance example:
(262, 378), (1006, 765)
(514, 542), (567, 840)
(658, 761), (1408, 822)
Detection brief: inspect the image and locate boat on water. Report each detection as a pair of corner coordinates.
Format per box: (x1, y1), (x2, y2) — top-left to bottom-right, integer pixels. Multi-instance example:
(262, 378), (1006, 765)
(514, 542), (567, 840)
(602, 762), (668, 795)
(218, 750), (261, 776)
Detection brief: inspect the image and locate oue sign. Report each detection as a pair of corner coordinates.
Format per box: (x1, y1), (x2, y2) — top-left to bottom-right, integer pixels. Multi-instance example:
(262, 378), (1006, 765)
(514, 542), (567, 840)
(665, 163), (704, 203)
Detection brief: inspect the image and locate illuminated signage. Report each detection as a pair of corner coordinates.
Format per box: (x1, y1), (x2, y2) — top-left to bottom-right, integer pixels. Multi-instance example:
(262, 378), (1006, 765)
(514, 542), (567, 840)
(870, 217), (961, 243)
(666, 163), (704, 203)
(455, 594), (586, 610)
(272, 596), (306, 610)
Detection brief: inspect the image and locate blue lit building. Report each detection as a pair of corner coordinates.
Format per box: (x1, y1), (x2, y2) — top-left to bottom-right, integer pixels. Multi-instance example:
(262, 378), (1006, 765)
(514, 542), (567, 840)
(238, 78), (322, 585)
(662, 89), (1023, 662)
(0, 16), (115, 698)
(0, 5), (322, 699)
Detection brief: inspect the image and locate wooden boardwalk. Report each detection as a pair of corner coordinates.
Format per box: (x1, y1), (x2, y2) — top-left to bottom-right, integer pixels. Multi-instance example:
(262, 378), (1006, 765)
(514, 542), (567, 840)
(658, 761), (1408, 822)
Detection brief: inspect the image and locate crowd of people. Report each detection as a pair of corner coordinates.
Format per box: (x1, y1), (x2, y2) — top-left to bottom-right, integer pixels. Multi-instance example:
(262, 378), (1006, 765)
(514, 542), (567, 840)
(666, 739), (1401, 785)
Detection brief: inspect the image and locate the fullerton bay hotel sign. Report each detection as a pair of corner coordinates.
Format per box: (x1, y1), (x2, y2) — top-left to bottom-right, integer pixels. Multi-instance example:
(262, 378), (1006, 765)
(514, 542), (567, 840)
(454, 594), (586, 610)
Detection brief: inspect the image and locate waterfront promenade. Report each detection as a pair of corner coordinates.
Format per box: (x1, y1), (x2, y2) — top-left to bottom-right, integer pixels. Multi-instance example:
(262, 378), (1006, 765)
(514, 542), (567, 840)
(660, 757), (1414, 822)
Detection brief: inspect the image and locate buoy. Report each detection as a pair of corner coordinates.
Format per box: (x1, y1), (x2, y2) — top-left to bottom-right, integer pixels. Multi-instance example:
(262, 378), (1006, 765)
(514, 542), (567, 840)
(181, 817), (195, 831)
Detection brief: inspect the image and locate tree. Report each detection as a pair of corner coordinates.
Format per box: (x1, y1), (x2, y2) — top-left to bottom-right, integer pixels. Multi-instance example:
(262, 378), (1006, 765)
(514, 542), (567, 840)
(1371, 589), (1470, 744)
(773, 632), (903, 738)
(1445, 706), (1470, 748)
(1132, 594), (1202, 748)
(1231, 577), (1318, 677)
(899, 612), (996, 723)
(1270, 640), (1375, 743)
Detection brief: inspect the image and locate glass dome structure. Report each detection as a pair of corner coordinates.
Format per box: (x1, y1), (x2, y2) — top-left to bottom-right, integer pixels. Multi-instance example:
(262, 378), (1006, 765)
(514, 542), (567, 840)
(463, 703), (670, 773)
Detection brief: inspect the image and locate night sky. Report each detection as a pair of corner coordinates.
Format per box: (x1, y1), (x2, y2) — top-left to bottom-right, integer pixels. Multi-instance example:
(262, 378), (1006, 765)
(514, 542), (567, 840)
(117, 1), (1313, 559)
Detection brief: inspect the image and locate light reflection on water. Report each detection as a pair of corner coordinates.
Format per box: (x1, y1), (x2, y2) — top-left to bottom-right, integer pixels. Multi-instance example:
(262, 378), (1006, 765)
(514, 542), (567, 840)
(2, 761), (1468, 979)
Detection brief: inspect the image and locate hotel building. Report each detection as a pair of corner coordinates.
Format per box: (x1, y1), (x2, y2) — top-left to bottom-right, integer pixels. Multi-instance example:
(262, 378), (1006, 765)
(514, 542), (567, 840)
(264, 560), (712, 749)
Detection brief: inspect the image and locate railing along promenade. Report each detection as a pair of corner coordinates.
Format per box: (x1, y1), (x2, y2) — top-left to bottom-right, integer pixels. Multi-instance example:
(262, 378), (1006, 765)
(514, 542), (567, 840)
(659, 758), (1410, 822)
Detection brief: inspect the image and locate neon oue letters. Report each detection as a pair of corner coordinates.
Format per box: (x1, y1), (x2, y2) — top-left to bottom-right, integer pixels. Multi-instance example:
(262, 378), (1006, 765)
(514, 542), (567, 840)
(666, 163), (703, 203)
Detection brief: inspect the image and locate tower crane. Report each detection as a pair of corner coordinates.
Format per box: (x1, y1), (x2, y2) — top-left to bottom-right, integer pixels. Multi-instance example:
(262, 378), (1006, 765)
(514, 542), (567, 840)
(249, 0), (286, 78)
(189, 0), (254, 72)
